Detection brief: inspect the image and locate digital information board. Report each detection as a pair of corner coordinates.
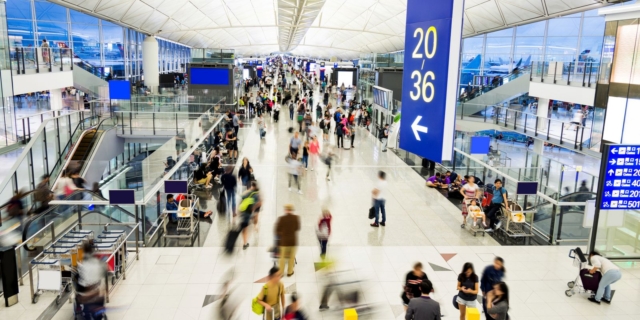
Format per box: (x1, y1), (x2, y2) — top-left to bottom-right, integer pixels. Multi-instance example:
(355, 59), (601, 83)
(601, 145), (640, 210)
(398, 0), (464, 163)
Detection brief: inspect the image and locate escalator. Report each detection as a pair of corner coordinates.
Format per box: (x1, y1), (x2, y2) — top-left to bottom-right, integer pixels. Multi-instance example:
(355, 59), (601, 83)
(71, 130), (97, 161)
(459, 71), (531, 117)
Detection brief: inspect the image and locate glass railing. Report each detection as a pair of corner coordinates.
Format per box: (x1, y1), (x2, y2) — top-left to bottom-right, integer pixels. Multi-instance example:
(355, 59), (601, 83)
(0, 111), (94, 216)
(10, 47), (75, 75)
(530, 61), (600, 88)
(448, 148), (591, 245)
(13, 110), (77, 145)
(458, 68), (530, 103)
(456, 103), (594, 151)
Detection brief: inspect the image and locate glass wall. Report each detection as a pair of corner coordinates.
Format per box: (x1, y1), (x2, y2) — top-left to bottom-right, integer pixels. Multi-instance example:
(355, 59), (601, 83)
(460, 10), (605, 87)
(5, 0), (190, 80)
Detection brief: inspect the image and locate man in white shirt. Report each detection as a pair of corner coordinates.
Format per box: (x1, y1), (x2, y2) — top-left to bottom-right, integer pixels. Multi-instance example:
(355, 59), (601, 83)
(371, 171), (387, 227)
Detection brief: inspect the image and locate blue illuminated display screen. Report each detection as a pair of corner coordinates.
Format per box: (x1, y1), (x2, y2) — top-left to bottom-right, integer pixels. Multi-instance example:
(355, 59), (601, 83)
(398, 0), (462, 163)
(601, 145), (640, 210)
(109, 80), (131, 100)
(190, 68), (230, 85)
(517, 182), (538, 195)
(470, 136), (491, 154)
(373, 88), (389, 110)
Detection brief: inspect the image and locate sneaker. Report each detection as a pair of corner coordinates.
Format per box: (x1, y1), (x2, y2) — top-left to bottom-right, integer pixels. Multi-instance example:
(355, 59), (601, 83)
(319, 305), (329, 311)
(483, 222), (488, 228)
(298, 190), (303, 194)
(495, 221), (503, 229)
(484, 228), (493, 232)
(243, 243), (249, 250)
(288, 187), (292, 191)
(588, 297), (601, 304)
(461, 224), (466, 228)
(370, 223), (379, 227)
(602, 298), (611, 304)
(380, 222), (386, 227)
(473, 221), (477, 227)
(311, 168), (314, 171)
(305, 168), (308, 171)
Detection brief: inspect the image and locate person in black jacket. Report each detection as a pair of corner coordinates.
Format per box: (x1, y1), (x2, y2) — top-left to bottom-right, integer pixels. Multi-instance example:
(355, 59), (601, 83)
(481, 257), (505, 317)
(402, 262), (429, 308)
(238, 158), (253, 190)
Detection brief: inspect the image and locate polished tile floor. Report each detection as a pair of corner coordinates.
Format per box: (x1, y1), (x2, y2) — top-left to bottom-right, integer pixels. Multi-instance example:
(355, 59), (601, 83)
(41, 95), (640, 320)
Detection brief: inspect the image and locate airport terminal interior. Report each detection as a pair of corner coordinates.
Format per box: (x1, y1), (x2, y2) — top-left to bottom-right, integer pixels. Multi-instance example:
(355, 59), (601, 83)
(3, 0), (640, 319)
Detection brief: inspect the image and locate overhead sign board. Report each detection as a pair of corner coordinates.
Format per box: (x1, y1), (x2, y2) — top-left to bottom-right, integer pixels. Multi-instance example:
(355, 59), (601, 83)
(601, 145), (640, 210)
(109, 80), (131, 100)
(470, 136), (491, 154)
(516, 182), (539, 195)
(398, 0), (464, 163)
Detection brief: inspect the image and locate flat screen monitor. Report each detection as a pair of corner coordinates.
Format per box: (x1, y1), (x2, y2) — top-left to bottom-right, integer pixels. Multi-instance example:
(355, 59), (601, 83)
(337, 71), (354, 86)
(190, 68), (230, 85)
(516, 182), (538, 195)
(165, 180), (188, 194)
(373, 87), (389, 110)
(109, 190), (136, 205)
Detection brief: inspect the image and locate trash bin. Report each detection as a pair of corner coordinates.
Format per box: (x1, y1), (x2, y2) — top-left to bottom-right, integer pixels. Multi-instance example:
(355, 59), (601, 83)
(0, 246), (19, 307)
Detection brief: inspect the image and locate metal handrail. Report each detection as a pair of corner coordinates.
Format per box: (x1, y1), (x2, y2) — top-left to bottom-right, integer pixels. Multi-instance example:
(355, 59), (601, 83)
(0, 111), (88, 204)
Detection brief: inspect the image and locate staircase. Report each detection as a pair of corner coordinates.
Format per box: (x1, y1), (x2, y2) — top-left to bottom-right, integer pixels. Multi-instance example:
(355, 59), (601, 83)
(71, 130), (98, 161)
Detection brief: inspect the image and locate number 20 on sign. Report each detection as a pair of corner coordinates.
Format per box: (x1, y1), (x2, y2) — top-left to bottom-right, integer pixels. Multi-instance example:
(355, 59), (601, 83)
(409, 26), (437, 103)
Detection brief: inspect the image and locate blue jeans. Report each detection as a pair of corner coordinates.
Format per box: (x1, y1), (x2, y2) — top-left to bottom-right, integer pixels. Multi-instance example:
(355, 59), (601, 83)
(374, 199), (386, 224)
(595, 269), (622, 301)
(302, 155), (308, 168)
(225, 188), (236, 213)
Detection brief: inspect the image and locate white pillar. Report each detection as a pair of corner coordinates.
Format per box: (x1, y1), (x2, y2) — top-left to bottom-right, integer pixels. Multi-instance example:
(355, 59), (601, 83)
(142, 36), (159, 91)
(536, 98), (550, 132)
(49, 88), (63, 110)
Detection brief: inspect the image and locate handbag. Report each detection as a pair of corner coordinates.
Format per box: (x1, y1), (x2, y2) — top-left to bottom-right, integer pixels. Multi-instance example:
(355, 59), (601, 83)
(368, 207), (375, 219)
(251, 286), (267, 315)
(453, 294), (459, 309)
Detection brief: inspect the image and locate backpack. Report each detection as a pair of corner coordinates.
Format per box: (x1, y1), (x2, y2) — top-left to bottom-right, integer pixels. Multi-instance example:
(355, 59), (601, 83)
(319, 120), (325, 129)
(378, 129), (385, 139)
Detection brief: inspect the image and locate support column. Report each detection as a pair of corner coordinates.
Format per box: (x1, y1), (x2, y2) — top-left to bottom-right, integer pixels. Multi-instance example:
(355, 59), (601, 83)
(142, 36), (159, 92)
(536, 98), (550, 131)
(49, 89), (63, 110)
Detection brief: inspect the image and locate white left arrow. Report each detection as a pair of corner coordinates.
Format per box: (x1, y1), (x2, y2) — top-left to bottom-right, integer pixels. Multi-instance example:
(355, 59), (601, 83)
(411, 116), (429, 141)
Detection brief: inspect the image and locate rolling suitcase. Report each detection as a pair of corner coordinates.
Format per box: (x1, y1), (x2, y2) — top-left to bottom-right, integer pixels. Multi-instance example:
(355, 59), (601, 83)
(224, 228), (241, 254)
(579, 269), (602, 292)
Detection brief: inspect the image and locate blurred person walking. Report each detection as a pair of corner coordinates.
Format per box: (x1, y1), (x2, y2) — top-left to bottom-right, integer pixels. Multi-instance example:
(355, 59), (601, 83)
(287, 156), (302, 194)
(309, 136), (320, 171)
(485, 282), (510, 320)
(34, 175), (53, 214)
(370, 171), (387, 227)
(255, 267), (285, 320)
(481, 257), (505, 316)
(284, 294), (308, 320)
(239, 181), (261, 250)
(238, 158), (253, 191)
(221, 166), (237, 214)
(77, 241), (108, 319)
(275, 204), (300, 277)
(402, 263), (429, 309)
(316, 209), (332, 259)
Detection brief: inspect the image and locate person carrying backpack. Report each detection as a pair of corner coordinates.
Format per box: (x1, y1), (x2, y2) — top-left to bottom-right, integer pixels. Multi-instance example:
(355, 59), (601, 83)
(316, 103), (322, 121)
(289, 102), (295, 120)
(239, 181), (261, 249)
(254, 267), (285, 320)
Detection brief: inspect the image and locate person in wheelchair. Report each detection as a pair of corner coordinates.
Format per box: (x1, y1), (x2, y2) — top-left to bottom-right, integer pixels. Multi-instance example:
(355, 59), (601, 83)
(485, 179), (509, 231)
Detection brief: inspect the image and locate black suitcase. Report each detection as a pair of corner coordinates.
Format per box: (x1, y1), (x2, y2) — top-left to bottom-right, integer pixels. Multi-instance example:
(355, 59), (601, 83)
(217, 189), (226, 214)
(580, 269), (602, 292)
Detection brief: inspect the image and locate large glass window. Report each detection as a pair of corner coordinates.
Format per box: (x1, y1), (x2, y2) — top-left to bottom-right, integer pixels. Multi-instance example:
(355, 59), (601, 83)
(516, 21), (546, 37)
(6, 0), (32, 20)
(102, 21), (124, 79)
(70, 16), (99, 64)
(548, 18), (581, 37)
(34, 1), (67, 22)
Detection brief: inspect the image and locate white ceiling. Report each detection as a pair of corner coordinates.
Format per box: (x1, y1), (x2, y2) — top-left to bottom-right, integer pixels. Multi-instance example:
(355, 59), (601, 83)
(49, 0), (620, 58)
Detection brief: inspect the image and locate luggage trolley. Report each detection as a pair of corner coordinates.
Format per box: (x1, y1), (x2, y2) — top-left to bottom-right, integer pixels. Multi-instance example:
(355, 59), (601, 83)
(94, 241), (122, 285)
(566, 247), (602, 297)
(464, 198), (489, 237)
(32, 245), (75, 304)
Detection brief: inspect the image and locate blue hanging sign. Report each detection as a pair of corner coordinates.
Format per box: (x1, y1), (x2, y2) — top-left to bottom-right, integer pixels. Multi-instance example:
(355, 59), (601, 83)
(398, 0), (464, 163)
(601, 145), (640, 210)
